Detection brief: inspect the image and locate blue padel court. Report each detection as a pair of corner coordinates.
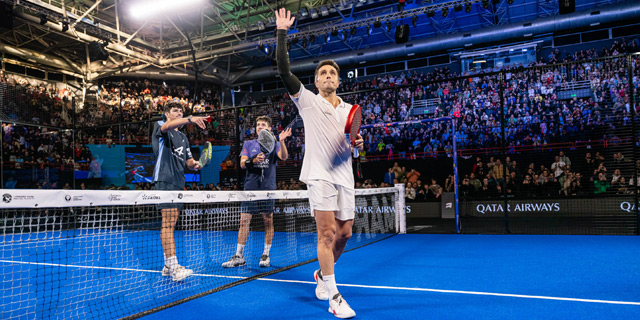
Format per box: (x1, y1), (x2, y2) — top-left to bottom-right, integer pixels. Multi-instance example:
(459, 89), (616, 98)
(0, 228), (390, 319)
(141, 234), (640, 319)
(2, 233), (639, 319)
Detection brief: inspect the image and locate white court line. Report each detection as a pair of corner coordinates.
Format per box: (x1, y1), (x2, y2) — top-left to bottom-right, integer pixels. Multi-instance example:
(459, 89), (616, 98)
(0, 233), (131, 246)
(256, 278), (640, 306)
(0, 238), (75, 246)
(0, 260), (245, 280)
(2, 259), (639, 306)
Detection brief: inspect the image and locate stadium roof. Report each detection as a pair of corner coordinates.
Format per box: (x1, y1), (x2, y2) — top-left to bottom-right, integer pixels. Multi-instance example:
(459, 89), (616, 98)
(0, 0), (633, 85)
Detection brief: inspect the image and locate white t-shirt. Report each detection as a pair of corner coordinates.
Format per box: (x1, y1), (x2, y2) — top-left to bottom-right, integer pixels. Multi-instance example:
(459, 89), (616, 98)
(551, 161), (566, 177)
(291, 86), (354, 188)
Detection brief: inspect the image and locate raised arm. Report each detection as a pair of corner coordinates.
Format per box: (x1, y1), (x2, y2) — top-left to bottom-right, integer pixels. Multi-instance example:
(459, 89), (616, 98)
(161, 116), (208, 133)
(275, 8), (302, 97)
(277, 127), (292, 160)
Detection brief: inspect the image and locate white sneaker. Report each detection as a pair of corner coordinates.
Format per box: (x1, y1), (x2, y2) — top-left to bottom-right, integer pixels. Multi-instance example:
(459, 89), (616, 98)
(162, 265), (193, 281)
(221, 255), (246, 268)
(328, 293), (356, 319)
(313, 269), (329, 301)
(162, 265), (170, 277)
(259, 254), (270, 267)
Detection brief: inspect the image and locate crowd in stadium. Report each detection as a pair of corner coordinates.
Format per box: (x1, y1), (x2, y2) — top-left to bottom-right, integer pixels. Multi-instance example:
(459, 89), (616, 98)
(1, 122), (98, 188)
(459, 150), (638, 199)
(391, 148), (638, 202)
(1, 38), (639, 193)
(239, 38), (640, 162)
(0, 70), (74, 128)
(354, 38), (639, 158)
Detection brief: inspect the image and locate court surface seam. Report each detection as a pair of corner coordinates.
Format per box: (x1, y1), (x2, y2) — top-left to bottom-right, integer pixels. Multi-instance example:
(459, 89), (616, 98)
(2, 259), (639, 306)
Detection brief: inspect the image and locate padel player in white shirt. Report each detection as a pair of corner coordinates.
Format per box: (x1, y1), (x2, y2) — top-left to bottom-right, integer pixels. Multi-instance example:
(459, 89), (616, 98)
(275, 8), (363, 319)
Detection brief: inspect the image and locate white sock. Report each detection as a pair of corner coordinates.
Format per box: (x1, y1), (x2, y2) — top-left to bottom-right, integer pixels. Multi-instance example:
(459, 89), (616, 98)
(236, 244), (245, 256)
(323, 274), (339, 299)
(165, 256), (178, 270)
(263, 244), (271, 256)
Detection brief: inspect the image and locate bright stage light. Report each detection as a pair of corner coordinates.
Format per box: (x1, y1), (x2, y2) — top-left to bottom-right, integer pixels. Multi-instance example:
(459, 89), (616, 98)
(130, 0), (206, 19)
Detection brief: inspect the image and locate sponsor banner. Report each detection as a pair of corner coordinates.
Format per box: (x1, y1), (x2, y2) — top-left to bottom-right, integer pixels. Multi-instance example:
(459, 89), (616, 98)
(183, 207), (231, 216)
(441, 192), (455, 219)
(0, 189), (395, 209)
(354, 205), (396, 234)
(464, 197), (637, 217)
(274, 205), (312, 215)
(1, 190), (52, 208)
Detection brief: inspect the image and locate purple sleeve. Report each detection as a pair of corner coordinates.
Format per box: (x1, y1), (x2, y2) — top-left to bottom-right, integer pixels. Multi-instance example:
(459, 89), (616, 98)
(241, 141), (250, 158)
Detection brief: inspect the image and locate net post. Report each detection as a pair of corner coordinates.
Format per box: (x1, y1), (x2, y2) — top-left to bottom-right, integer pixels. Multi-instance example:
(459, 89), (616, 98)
(628, 53), (640, 235)
(394, 183), (406, 234)
(450, 117), (460, 234)
(498, 71), (509, 233)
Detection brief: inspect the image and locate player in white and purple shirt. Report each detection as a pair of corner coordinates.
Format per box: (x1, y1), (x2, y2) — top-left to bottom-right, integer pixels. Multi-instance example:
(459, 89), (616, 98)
(221, 115), (291, 268)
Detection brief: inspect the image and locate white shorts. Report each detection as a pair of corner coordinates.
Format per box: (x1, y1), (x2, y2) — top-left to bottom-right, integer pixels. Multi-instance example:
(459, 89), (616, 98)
(307, 180), (355, 221)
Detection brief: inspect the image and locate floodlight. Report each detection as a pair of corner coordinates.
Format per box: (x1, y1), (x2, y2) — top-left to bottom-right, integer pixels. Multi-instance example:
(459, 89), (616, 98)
(130, 0), (205, 19)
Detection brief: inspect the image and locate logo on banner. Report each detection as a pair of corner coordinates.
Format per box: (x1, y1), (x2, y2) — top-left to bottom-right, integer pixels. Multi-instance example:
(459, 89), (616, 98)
(445, 202), (453, 209)
(178, 193), (183, 199)
(3, 194), (34, 202)
(108, 194), (122, 201)
(184, 208), (230, 215)
(275, 206), (312, 214)
(619, 201), (640, 213)
(142, 194), (161, 201)
(475, 202), (560, 214)
(64, 194), (83, 202)
(267, 192), (275, 199)
(247, 192), (256, 199)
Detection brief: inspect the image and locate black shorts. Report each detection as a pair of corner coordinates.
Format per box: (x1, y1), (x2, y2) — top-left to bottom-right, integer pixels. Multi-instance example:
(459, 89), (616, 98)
(153, 181), (184, 211)
(240, 199), (275, 215)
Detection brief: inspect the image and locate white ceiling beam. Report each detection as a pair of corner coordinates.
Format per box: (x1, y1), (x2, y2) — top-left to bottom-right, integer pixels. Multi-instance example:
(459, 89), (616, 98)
(71, 0), (102, 27)
(22, 0), (158, 50)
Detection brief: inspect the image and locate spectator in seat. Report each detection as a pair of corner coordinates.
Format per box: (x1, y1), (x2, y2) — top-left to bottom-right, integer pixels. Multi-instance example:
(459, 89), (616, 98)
(459, 177), (475, 199)
(405, 182), (416, 202)
(558, 151), (572, 168)
(427, 178), (442, 200)
(407, 168), (421, 185)
(468, 172), (482, 192)
(384, 167), (395, 185)
(88, 155), (103, 179)
(594, 172), (610, 195)
(491, 159), (508, 186)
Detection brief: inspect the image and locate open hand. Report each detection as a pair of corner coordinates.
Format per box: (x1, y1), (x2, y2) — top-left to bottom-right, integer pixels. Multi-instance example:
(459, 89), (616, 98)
(275, 8), (295, 30)
(279, 127), (292, 141)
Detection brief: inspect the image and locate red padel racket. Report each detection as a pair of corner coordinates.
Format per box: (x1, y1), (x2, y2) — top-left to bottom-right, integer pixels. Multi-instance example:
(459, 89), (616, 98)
(345, 104), (362, 158)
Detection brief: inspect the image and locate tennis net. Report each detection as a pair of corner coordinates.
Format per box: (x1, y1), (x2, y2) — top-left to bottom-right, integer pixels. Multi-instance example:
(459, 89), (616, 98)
(0, 186), (404, 319)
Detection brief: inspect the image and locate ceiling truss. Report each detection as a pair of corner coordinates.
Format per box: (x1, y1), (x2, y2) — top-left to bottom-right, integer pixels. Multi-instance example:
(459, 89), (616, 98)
(0, 0), (630, 86)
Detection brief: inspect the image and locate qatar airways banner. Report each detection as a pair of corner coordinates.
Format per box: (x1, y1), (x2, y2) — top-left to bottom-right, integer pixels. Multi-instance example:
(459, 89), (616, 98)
(465, 197), (639, 217)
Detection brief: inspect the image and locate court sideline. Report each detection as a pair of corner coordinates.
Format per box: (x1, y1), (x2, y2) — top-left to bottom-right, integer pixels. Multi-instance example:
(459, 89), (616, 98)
(141, 234), (640, 319)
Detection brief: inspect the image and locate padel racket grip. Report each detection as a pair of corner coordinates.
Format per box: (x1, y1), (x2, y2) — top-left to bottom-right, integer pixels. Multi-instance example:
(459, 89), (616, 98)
(353, 148), (359, 158)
